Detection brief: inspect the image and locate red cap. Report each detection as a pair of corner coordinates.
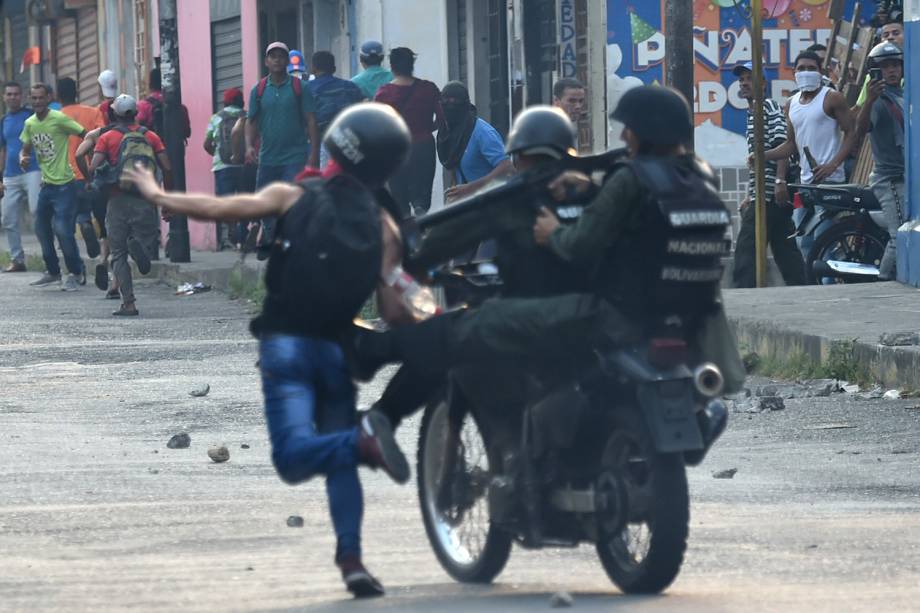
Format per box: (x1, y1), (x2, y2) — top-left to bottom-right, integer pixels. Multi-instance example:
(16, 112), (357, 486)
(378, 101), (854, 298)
(223, 87), (243, 106)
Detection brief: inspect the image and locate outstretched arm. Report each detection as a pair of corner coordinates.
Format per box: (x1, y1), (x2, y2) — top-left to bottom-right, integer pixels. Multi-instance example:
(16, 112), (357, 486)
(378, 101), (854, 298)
(124, 164), (302, 221)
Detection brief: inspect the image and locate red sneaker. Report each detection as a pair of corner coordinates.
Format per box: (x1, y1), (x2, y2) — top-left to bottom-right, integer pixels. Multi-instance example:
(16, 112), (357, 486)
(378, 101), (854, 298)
(338, 557), (384, 598)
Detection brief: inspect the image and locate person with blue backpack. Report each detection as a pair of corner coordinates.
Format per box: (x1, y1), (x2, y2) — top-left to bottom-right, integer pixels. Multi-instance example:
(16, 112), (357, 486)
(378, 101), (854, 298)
(308, 51), (366, 167)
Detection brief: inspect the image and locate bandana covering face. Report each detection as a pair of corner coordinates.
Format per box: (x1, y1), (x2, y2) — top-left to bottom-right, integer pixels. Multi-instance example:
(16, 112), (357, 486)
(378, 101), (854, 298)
(437, 81), (478, 171)
(795, 71), (822, 93)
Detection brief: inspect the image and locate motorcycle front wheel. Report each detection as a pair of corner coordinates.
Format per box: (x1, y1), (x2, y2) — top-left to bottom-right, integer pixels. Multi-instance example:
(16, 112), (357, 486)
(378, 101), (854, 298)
(804, 216), (889, 285)
(417, 396), (512, 583)
(596, 407), (689, 594)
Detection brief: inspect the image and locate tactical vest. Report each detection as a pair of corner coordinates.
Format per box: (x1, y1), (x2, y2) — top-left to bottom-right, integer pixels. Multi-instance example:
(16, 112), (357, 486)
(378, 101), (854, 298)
(605, 155), (730, 321)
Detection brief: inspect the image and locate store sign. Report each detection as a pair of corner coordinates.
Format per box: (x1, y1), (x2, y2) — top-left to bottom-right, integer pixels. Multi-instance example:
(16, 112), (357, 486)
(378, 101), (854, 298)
(559, 0), (578, 78)
(606, 0), (878, 135)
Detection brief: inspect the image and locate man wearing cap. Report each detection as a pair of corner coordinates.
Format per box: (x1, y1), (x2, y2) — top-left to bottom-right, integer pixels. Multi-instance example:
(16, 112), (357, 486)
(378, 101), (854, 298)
(89, 94), (172, 316)
(352, 41), (393, 100)
(246, 41), (319, 255)
(205, 87), (246, 249)
(97, 70), (117, 118)
(731, 62), (805, 288)
(19, 83), (87, 292)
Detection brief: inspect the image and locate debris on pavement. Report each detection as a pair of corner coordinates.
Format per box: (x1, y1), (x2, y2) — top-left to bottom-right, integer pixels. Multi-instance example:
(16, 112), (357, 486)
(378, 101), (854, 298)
(879, 332), (920, 347)
(883, 390), (901, 400)
(208, 446), (230, 463)
(550, 591), (574, 608)
(804, 423), (856, 431)
(841, 383), (860, 394)
(286, 515), (304, 528)
(752, 380), (837, 399)
(189, 383), (210, 397)
(241, 443), (250, 449)
(730, 396), (785, 413)
(166, 432), (191, 449)
(176, 282), (212, 296)
(713, 468), (738, 479)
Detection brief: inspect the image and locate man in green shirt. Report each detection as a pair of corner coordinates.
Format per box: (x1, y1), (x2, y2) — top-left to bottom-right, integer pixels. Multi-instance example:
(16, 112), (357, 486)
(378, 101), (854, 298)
(352, 41), (393, 100)
(20, 83), (87, 291)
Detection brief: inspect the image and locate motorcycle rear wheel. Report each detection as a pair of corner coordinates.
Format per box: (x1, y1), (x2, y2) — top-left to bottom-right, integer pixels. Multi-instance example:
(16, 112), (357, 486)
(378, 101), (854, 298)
(596, 408), (689, 594)
(804, 216), (888, 285)
(417, 397), (513, 583)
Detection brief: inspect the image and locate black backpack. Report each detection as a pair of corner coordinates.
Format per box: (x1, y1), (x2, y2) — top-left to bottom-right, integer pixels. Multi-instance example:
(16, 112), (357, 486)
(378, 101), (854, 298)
(263, 176), (383, 337)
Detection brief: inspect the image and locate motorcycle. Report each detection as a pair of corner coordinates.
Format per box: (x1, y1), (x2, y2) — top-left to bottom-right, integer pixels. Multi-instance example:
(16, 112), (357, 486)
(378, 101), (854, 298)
(412, 262), (729, 594)
(791, 183), (890, 284)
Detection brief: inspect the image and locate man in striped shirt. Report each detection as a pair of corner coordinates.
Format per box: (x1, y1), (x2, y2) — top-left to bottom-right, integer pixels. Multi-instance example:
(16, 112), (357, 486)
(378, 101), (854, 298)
(732, 62), (806, 288)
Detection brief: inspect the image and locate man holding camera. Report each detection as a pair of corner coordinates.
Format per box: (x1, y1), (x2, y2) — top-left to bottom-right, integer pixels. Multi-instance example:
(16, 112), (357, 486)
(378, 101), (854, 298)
(857, 42), (906, 280)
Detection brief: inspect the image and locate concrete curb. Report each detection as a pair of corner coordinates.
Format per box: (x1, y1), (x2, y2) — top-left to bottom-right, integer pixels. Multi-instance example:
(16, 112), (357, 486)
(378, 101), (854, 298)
(728, 313), (920, 391)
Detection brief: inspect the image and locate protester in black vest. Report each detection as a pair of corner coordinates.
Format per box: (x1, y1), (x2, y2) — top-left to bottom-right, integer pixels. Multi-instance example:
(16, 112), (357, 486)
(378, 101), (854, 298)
(125, 103), (414, 599)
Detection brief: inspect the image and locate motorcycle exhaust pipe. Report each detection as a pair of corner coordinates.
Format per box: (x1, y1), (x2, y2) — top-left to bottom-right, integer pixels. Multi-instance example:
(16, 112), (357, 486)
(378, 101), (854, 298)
(693, 363), (724, 398)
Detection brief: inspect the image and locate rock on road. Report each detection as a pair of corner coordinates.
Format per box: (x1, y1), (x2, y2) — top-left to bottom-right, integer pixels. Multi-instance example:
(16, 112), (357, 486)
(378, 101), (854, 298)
(1, 273), (919, 612)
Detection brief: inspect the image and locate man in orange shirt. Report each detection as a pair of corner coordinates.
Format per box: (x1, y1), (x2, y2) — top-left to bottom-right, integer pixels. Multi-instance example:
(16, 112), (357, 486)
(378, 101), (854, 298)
(58, 77), (105, 259)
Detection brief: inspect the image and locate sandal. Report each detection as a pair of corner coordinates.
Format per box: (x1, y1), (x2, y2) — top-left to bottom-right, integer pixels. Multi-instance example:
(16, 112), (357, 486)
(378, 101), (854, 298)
(112, 304), (139, 317)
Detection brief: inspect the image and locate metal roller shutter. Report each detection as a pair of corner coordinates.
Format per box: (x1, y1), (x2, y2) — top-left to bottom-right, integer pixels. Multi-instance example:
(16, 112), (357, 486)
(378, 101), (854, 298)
(76, 7), (100, 105)
(10, 12), (30, 91)
(211, 16), (242, 112)
(54, 16), (79, 82)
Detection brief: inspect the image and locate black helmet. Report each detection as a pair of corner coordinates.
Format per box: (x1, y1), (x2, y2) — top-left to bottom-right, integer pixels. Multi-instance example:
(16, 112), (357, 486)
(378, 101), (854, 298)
(323, 102), (411, 187)
(610, 86), (692, 147)
(506, 105), (577, 159)
(869, 41), (903, 66)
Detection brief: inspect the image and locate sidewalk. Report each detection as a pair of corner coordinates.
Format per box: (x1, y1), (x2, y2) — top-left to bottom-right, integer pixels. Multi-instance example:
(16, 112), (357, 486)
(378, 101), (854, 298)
(725, 282), (920, 390)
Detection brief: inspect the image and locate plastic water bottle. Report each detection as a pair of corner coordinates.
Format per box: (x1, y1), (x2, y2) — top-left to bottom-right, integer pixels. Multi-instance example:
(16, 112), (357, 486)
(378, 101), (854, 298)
(384, 266), (443, 319)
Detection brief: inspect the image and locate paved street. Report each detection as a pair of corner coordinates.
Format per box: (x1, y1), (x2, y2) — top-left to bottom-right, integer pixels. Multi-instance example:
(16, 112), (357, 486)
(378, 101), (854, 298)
(2, 272), (920, 612)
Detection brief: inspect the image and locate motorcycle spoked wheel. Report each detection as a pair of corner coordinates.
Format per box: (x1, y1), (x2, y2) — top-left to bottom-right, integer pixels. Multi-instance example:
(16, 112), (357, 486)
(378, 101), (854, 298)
(417, 397), (513, 584)
(804, 216), (889, 285)
(595, 407), (689, 594)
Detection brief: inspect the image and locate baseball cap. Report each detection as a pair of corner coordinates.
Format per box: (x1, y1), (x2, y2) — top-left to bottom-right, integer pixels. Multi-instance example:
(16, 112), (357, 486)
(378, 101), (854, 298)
(732, 61), (765, 77)
(222, 87), (243, 106)
(265, 41), (290, 56)
(287, 50), (305, 74)
(360, 40), (384, 57)
(98, 69), (117, 98)
(112, 94), (137, 117)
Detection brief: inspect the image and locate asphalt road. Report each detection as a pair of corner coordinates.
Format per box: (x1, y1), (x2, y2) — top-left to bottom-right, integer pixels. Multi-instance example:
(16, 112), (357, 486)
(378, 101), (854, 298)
(1, 272), (919, 612)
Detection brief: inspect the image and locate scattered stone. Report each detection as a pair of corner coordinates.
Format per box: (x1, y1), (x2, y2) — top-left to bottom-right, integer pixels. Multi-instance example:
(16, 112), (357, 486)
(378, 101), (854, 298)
(879, 332), (920, 347)
(835, 450), (861, 455)
(153, 450), (159, 454)
(148, 468), (159, 474)
(730, 396), (785, 413)
(246, 566), (254, 571)
(550, 591), (574, 608)
(906, 406), (920, 411)
(855, 387), (885, 401)
(286, 515), (304, 528)
(761, 396), (786, 411)
(805, 544), (818, 550)
(891, 450), (911, 455)
(841, 383), (860, 394)
(804, 423), (856, 431)
(883, 390), (901, 400)
(240, 443), (250, 449)
(752, 380), (836, 400)
(712, 468), (738, 479)
(208, 446), (230, 463)
(166, 433), (191, 449)
(189, 384), (211, 397)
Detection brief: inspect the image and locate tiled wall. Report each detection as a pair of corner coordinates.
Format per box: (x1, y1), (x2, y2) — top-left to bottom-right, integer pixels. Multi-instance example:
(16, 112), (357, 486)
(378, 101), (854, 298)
(715, 166), (749, 249)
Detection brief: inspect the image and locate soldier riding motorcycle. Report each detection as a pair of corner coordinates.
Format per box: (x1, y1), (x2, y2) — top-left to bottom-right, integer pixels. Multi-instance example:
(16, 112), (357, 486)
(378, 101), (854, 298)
(354, 87), (744, 594)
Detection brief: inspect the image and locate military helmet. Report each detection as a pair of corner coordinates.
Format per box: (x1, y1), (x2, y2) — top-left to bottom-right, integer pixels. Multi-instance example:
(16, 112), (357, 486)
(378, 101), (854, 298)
(323, 102), (411, 188)
(610, 86), (692, 147)
(869, 41), (903, 65)
(506, 105), (577, 159)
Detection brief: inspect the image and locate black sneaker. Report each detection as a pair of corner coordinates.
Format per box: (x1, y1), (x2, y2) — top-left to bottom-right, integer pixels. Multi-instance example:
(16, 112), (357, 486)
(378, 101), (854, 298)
(128, 237), (151, 275)
(77, 264), (87, 286)
(94, 263), (109, 291)
(357, 410), (409, 484)
(338, 557), (384, 598)
(80, 221), (100, 259)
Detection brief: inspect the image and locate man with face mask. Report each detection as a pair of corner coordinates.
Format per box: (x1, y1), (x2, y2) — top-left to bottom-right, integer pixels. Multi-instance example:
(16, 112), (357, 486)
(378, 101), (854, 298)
(764, 50), (856, 257)
(438, 81), (513, 203)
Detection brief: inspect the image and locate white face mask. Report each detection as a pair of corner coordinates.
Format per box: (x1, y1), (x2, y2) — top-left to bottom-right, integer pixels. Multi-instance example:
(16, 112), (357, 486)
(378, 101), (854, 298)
(795, 70), (822, 92)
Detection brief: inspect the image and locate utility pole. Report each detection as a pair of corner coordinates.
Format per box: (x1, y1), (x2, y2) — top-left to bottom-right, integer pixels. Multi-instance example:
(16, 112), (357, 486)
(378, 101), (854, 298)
(665, 1), (694, 148)
(158, 0), (190, 263)
(750, 0), (768, 287)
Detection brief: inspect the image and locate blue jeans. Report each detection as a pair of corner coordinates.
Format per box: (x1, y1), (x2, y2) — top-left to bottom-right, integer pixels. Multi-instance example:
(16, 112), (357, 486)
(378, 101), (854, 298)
(74, 180), (93, 224)
(213, 167), (243, 245)
(259, 334), (363, 561)
(35, 182), (82, 276)
(255, 160), (305, 246)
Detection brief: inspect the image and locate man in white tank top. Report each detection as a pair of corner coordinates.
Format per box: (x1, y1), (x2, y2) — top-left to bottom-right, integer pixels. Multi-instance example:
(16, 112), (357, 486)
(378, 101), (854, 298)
(764, 50), (857, 257)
